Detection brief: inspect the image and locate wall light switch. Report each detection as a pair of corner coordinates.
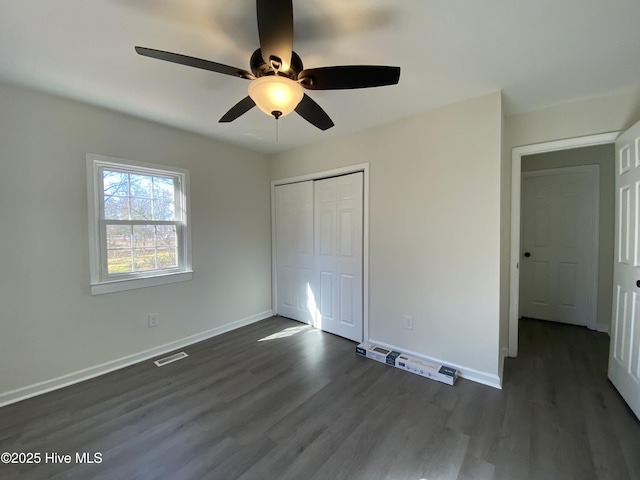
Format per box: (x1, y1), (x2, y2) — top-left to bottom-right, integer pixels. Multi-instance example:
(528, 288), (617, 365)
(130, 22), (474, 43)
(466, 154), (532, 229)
(148, 313), (159, 327)
(403, 315), (413, 330)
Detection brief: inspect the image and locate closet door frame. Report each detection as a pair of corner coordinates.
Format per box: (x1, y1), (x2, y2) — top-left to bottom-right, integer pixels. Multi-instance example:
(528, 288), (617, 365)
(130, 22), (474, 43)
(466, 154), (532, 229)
(271, 163), (370, 342)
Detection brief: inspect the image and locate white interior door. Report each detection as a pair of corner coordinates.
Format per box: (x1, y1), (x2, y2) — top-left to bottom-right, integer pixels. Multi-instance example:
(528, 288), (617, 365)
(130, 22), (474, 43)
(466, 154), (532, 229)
(314, 173), (363, 342)
(274, 181), (314, 324)
(610, 120), (640, 420)
(520, 166), (598, 326)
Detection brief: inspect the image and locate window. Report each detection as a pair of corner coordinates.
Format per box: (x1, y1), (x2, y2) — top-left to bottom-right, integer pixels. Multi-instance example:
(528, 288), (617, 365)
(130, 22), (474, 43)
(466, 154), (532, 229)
(87, 154), (192, 294)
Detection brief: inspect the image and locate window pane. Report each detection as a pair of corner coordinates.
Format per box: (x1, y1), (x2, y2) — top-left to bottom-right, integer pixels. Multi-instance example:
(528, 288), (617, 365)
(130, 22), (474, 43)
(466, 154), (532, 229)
(157, 247), (177, 269)
(106, 225), (132, 249)
(156, 225), (177, 246)
(104, 196), (129, 220)
(153, 199), (175, 220)
(107, 249), (133, 274)
(133, 225), (155, 248)
(103, 170), (129, 197)
(153, 177), (176, 220)
(134, 249), (157, 271)
(129, 174), (153, 199)
(130, 197), (153, 220)
(153, 177), (174, 197)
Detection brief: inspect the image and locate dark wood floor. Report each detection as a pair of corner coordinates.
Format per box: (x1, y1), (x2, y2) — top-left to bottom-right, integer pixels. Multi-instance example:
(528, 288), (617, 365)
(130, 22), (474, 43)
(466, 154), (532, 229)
(1, 317), (639, 480)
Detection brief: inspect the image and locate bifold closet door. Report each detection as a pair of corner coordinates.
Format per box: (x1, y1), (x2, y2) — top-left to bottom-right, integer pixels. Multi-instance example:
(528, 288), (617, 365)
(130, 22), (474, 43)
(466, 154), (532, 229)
(314, 173), (363, 342)
(274, 181), (314, 324)
(274, 172), (364, 342)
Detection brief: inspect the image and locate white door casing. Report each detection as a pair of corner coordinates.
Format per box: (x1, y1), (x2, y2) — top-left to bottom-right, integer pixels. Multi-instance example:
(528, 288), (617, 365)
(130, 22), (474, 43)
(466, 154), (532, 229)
(314, 173), (364, 342)
(609, 120), (640, 420)
(274, 181), (314, 324)
(520, 166), (599, 327)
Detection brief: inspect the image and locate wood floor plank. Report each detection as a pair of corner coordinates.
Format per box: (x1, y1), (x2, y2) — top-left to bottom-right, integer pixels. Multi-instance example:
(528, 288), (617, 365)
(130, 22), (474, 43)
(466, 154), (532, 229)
(456, 452), (495, 480)
(602, 384), (640, 476)
(581, 387), (633, 480)
(307, 395), (410, 480)
(236, 421), (329, 480)
(199, 436), (277, 480)
(558, 427), (598, 480)
(381, 401), (456, 479)
(527, 399), (561, 480)
(1, 316), (639, 480)
(463, 386), (506, 462)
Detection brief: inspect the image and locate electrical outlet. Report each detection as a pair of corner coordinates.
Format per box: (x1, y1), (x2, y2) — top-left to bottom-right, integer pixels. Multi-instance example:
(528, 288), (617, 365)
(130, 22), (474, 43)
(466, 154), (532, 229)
(403, 315), (413, 330)
(148, 313), (159, 328)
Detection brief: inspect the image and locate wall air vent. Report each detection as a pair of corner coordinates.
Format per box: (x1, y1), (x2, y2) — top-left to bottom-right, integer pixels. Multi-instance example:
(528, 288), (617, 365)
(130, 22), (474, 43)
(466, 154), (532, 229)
(154, 351), (188, 367)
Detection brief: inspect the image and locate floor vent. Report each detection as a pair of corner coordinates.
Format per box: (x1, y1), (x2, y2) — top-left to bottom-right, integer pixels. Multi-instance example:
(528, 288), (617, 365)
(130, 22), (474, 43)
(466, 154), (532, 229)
(154, 351), (188, 367)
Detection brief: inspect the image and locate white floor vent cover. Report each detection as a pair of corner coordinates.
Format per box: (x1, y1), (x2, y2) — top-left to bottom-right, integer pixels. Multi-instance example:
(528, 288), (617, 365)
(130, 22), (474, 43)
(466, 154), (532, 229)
(154, 351), (188, 367)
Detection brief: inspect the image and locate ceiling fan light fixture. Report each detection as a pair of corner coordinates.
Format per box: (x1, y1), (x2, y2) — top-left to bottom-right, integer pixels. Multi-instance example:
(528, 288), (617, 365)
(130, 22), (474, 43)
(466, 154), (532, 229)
(248, 75), (303, 118)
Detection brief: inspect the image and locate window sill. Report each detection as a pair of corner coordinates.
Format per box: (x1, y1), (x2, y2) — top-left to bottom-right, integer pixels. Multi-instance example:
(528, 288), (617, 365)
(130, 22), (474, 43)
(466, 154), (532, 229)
(90, 270), (193, 295)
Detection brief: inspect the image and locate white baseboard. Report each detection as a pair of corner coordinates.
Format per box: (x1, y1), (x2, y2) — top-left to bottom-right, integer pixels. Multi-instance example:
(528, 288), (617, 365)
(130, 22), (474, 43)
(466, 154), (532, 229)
(368, 338), (503, 390)
(0, 310), (273, 408)
(596, 323), (610, 334)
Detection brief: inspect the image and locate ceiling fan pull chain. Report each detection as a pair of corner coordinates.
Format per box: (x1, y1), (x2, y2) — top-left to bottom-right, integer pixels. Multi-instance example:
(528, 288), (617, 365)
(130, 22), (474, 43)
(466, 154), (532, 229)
(275, 116), (279, 142)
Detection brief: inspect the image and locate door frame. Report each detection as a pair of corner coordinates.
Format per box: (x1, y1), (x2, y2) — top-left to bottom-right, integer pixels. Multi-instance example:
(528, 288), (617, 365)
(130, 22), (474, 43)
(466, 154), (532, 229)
(271, 163), (370, 342)
(509, 133), (619, 357)
(520, 164), (600, 328)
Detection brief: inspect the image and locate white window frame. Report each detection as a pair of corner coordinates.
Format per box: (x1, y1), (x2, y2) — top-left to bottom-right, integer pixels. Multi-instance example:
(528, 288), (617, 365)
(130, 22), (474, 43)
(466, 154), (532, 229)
(86, 153), (193, 295)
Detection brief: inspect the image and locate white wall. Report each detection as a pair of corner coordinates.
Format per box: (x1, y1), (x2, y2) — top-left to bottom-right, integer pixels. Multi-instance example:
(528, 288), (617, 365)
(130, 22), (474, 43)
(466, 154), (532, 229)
(506, 89), (640, 149)
(271, 92), (503, 384)
(500, 88), (640, 349)
(0, 82), (273, 403)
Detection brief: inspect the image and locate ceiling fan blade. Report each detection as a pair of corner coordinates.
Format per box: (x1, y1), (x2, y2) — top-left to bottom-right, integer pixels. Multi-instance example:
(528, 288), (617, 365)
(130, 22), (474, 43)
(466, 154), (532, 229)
(219, 96), (256, 123)
(298, 66), (400, 90)
(295, 94), (334, 131)
(135, 47), (254, 80)
(256, 0), (293, 71)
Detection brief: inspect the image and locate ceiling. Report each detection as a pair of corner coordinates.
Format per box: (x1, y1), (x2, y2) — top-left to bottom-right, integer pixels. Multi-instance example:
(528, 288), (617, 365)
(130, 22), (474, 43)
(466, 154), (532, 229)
(2, 0), (640, 154)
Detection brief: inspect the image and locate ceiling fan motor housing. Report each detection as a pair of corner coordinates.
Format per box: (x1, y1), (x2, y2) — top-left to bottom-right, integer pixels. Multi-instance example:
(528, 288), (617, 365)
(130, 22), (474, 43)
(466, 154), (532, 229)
(250, 49), (303, 79)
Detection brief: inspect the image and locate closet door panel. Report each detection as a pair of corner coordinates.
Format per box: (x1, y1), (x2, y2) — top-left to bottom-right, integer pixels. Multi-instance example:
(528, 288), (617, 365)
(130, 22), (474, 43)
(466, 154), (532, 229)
(275, 181), (314, 324)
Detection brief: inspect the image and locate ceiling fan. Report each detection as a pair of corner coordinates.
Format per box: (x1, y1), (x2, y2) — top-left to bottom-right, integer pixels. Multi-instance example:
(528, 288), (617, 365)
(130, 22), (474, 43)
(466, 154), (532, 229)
(135, 0), (400, 131)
